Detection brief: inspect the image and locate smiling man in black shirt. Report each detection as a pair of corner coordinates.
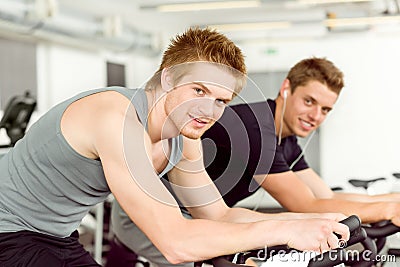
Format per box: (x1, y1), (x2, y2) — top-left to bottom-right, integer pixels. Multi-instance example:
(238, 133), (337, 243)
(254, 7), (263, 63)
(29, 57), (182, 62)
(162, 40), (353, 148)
(203, 57), (400, 227)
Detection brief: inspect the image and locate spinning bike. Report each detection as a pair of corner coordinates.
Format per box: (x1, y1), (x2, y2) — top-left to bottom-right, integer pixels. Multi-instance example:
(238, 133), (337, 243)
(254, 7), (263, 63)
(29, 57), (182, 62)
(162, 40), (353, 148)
(209, 215), (378, 267)
(347, 173), (400, 260)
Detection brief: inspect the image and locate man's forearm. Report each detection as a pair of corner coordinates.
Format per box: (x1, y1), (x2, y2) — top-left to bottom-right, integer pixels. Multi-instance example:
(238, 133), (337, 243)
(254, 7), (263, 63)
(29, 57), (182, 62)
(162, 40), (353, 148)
(334, 192), (400, 203)
(291, 198), (399, 225)
(217, 206), (345, 223)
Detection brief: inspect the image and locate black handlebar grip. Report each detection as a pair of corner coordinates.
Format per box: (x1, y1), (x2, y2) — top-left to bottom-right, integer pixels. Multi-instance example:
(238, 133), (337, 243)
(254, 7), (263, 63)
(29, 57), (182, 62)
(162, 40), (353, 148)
(361, 236), (378, 258)
(308, 216), (366, 267)
(334, 215), (361, 241)
(339, 215), (361, 233)
(347, 227), (367, 247)
(364, 223), (400, 238)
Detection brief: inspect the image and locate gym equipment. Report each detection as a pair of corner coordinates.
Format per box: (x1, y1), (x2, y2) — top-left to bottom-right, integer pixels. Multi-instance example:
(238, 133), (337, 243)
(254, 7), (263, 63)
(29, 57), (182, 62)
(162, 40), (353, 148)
(363, 221), (400, 258)
(210, 215), (377, 267)
(348, 177), (387, 191)
(0, 91), (36, 148)
(347, 173), (400, 258)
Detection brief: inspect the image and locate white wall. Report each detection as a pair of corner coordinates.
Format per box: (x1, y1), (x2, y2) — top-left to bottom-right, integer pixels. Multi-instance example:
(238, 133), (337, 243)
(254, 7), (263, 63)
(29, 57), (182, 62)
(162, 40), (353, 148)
(239, 31), (400, 188)
(36, 44), (105, 113)
(35, 43), (159, 114)
(320, 34), (400, 187)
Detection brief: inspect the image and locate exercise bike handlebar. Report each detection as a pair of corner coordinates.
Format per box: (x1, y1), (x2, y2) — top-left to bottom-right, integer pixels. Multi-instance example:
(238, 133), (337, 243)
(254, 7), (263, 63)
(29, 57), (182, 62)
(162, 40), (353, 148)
(340, 214), (362, 233)
(364, 221), (400, 238)
(211, 215), (362, 267)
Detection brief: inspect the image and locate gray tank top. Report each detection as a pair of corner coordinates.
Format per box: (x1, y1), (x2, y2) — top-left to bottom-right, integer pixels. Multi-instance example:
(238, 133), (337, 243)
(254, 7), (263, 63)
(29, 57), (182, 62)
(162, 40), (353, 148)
(0, 87), (183, 237)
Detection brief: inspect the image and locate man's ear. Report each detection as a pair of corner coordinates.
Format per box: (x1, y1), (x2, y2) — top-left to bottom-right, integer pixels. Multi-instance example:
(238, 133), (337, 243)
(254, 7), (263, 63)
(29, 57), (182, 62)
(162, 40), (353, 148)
(161, 68), (173, 92)
(279, 79), (291, 98)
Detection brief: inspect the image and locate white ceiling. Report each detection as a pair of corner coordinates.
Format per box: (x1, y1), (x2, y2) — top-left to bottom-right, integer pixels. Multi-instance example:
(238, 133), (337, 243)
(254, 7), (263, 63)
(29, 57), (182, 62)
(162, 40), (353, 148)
(56, 0), (397, 35)
(1, 0), (399, 52)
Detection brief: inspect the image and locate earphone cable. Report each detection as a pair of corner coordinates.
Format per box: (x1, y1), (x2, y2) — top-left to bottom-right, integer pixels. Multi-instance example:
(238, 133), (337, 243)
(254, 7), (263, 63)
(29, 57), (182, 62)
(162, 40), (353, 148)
(289, 130), (316, 169)
(277, 95), (287, 146)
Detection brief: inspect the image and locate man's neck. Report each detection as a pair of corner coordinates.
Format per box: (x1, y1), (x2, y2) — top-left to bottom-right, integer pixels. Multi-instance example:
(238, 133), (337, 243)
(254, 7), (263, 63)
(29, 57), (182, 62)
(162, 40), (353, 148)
(145, 89), (179, 143)
(274, 97), (292, 140)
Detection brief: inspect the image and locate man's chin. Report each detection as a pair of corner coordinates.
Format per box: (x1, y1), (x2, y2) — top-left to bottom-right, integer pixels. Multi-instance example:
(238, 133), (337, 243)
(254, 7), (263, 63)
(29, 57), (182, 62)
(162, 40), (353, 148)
(180, 129), (203, 140)
(180, 125), (211, 139)
(183, 134), (200, 140)
(295, 129), (311, 138)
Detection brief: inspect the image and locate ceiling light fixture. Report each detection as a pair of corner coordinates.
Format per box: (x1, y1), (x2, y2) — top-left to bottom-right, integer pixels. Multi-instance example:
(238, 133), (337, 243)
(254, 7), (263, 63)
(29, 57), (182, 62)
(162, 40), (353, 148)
(324, 15), (400, 27)
(208, 14), (400, 33)
(156, 1), (260, 12)
(208, 21), (292, 32)
(298, 0), (373, 4)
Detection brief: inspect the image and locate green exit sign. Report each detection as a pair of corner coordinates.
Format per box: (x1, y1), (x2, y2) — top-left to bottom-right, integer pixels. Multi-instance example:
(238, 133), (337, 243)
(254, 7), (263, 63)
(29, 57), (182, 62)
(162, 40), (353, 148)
(264, 48), (278, 55)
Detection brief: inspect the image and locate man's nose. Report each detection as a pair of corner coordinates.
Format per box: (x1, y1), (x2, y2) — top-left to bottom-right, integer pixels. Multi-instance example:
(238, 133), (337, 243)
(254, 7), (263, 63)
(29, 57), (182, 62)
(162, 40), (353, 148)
(197, 98), (217, 117)
(309, 106), (322, 121)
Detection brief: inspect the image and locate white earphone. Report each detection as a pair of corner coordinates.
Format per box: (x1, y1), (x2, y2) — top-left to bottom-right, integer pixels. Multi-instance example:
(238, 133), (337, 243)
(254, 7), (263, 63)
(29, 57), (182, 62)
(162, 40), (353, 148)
(283, 90), (288, 99)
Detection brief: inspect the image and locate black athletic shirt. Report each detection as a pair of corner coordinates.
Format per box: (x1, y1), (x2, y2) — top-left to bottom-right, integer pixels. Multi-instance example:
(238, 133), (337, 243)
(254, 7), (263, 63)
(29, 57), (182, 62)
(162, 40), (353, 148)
(267, 99), (309, 174)
(201, 99), (309, 207)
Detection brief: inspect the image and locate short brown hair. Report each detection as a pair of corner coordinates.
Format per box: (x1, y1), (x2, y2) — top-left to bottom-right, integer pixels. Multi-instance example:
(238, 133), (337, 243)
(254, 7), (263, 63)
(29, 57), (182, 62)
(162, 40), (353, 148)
(146, 27), (246, 94)
(287, 57), (344, 95)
